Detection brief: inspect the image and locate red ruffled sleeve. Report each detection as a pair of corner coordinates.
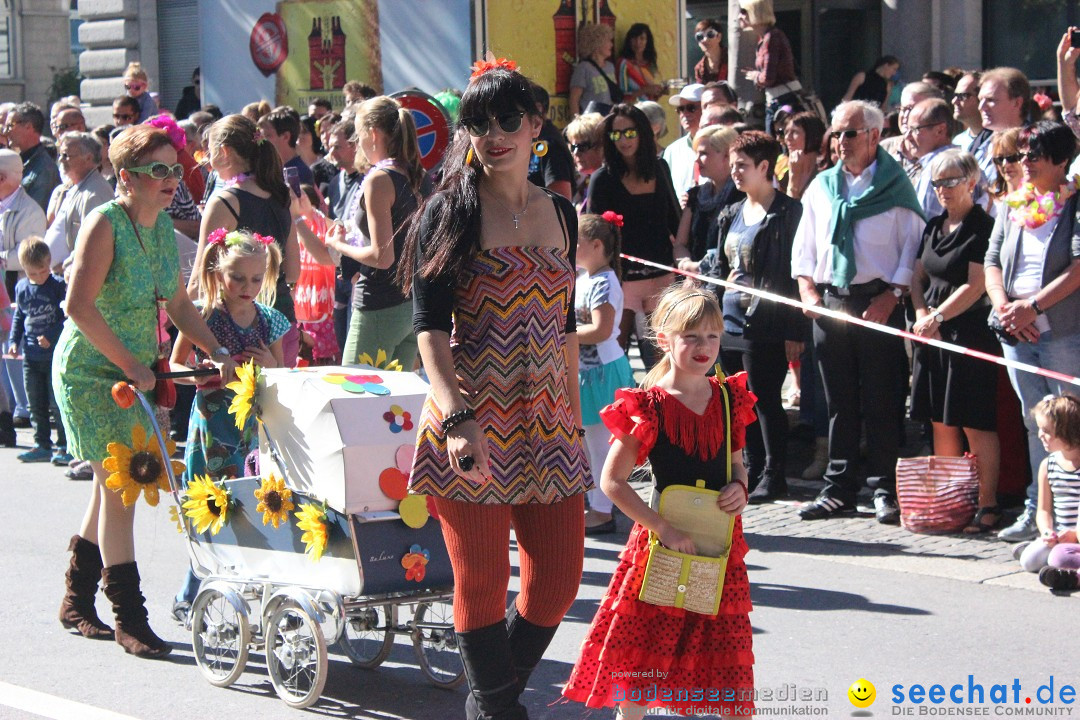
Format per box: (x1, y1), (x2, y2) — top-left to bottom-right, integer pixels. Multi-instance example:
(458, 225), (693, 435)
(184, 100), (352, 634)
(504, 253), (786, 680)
(722, 372), (758, 452)
(599, 388), (659, 465)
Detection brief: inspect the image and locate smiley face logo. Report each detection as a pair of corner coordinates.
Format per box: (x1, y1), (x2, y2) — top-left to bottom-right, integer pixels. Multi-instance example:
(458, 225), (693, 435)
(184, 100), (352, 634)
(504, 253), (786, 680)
(848, 678), (876, 708)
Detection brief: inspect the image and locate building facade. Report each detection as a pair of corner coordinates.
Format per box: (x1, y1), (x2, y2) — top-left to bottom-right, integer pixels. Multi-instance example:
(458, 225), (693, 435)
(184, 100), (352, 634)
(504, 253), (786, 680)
(0, 0), (75, 109)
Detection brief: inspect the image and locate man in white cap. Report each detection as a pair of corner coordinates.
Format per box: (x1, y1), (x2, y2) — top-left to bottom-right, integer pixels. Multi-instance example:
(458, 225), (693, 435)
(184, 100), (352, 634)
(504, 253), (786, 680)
(663, 83), (705, 200)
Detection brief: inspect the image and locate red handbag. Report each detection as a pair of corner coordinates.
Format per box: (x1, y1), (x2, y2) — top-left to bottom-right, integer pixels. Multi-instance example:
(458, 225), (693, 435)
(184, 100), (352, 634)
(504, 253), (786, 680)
(896, 454), (979, 534)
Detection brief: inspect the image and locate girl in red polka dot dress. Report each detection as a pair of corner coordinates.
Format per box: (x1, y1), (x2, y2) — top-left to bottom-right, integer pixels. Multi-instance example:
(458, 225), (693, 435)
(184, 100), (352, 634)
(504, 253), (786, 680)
(563, 285), (757, 719)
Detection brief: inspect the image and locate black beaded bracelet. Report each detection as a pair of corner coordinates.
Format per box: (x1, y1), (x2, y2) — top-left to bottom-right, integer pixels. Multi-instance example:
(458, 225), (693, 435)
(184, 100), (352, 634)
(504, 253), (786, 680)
(576, 428), (586, 438)
(441, 408), (475, 436)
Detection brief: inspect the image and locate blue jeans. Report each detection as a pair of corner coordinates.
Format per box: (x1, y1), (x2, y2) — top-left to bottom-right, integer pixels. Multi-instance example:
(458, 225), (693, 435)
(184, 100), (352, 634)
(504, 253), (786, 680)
(1001, 331), (1080, 509)
(4, 357), (28, 419)
(24, 357), (64, 449)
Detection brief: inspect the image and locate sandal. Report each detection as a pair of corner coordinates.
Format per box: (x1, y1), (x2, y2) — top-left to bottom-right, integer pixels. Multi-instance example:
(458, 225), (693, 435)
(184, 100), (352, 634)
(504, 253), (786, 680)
(963, 506), (1002, 535)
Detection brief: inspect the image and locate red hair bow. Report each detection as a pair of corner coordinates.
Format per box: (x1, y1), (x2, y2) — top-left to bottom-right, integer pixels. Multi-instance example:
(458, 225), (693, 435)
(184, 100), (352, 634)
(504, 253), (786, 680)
(1033, 92), (1053, 113)
(470, 57), (518, 80)
(602, 211), (624, 228)
(206, 227), (229, 246)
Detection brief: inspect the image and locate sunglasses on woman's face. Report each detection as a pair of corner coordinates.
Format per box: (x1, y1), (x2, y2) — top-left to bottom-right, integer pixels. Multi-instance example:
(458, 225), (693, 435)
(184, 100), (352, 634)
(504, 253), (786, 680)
(930, 176), (967, 189)
(569, 141), (595, 153)
(460, 112), (525, 138)
(992, 153), (1020, 166)
(695, 29), (719, 43)
(1018, 150), (1045, 163)
(126, 162), (185, 181)
(609, 129), (638, 142)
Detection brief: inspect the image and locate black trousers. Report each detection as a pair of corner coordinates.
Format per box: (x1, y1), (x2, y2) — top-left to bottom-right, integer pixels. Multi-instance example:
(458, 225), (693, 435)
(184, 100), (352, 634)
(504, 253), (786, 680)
(814, 294), (908, 501)
(721, 339), (789, 485)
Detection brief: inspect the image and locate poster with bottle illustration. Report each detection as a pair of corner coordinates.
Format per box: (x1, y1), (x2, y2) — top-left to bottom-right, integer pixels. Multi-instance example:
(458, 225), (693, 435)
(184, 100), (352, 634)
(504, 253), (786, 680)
(275, 0), (381, 111)
(482, 0), (679, 130)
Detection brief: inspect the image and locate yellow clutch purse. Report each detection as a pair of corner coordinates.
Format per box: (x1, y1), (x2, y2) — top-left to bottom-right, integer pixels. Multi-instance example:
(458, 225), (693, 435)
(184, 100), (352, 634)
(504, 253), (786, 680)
(638, 381), (735, 616)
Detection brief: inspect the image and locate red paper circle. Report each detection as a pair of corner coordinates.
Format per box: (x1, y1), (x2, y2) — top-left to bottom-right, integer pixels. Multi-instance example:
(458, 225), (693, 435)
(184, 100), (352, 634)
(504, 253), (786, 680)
(379, 467), (409, 501)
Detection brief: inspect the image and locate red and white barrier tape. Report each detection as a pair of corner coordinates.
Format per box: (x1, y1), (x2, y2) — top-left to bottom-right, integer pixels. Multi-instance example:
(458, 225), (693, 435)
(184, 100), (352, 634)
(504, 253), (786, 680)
(620, 253), (1080, 388)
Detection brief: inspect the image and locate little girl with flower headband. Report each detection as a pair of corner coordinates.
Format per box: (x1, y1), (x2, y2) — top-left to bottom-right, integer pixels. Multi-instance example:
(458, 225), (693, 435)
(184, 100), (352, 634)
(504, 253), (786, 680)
(167, 228), (290, 617)
(577, 212), (635, 535)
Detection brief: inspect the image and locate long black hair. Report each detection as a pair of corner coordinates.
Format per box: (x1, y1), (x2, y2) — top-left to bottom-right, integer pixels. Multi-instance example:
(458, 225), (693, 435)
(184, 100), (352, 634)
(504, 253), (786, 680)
(399, 67), (541, 293)
(601, 104), (658, 182)
(619, 23), (657, 67)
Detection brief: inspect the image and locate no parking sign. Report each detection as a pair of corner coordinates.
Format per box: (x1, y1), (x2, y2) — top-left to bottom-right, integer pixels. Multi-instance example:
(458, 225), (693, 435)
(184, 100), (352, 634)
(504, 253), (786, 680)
(391, 90), (451, 171)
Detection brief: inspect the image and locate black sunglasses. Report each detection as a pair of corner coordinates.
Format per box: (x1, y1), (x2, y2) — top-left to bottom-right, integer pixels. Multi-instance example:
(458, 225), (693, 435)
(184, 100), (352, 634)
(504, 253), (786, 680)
(1018, 150), (1045, 162)
(569, 141), (594, 153)
(830, 128), (872, 141)
(460, 112), (525, 138)
(695, 29), (719, 43)
(953, 92), (976, 101)
(992, 153), (1020, 166)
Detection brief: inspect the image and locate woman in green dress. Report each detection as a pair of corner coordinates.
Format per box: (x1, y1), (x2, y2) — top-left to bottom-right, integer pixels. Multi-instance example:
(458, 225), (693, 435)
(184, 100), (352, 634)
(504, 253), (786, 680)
(54, 125), (236, 659)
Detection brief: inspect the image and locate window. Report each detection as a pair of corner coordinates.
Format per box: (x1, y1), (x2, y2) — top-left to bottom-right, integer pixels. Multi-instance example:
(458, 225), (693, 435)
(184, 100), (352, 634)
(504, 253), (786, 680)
(0, 0), (14, 79)
(70, 0), (83, 63)
(984, 0), (1075, 81)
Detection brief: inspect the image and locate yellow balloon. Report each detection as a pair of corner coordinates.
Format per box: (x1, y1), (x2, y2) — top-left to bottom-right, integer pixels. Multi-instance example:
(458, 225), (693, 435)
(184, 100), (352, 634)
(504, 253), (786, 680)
(399, 495), (430, 529)
(848, 679), (876, 708)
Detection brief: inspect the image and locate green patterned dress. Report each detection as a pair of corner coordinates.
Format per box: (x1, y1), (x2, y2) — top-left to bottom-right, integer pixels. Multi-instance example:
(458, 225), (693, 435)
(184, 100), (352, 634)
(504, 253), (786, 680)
(53, 201), (179, 462)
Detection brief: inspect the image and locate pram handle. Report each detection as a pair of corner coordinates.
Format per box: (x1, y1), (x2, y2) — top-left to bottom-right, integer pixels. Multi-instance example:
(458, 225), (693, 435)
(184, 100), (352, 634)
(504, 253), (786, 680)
(154, 367), (221, 380)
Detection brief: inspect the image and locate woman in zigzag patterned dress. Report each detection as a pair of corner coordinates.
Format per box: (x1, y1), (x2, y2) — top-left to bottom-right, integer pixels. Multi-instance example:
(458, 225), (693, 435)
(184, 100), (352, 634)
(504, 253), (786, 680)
(401, 63), (591, 719)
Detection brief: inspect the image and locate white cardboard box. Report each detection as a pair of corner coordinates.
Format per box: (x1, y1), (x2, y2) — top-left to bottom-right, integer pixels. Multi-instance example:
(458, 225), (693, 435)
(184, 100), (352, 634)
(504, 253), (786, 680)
(257, 367), (429, 514)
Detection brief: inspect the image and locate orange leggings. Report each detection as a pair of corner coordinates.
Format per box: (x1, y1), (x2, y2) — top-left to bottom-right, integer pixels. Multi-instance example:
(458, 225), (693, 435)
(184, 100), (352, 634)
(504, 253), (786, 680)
(433, 494), (585, 632)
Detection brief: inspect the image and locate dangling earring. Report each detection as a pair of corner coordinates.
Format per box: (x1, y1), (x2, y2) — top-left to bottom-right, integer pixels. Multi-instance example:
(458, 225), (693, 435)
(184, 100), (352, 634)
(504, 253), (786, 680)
(532, 139), (548, 157)
(465, 147), (475, 165)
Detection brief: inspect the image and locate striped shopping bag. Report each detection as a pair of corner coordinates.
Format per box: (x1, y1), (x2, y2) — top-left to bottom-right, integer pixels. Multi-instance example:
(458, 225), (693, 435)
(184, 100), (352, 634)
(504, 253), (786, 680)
(895, 454), (979, 534)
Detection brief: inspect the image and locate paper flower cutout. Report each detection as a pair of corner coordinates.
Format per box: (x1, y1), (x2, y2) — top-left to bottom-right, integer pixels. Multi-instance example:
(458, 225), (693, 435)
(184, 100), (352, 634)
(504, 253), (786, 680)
(357, 349), (403, 372)
(254, 473), (295, 528)
(295, 502), (329, 562)
(323, 372), (389, 395)
(182, 475), (232, 535)
(402, 544), (430, 582)
(382, 404), (414, 433)
(226, 360), (261, 430)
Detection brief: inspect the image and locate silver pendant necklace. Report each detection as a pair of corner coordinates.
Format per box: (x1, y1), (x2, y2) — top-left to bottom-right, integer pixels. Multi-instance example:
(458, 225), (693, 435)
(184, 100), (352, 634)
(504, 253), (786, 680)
(486, 187), (531, 229)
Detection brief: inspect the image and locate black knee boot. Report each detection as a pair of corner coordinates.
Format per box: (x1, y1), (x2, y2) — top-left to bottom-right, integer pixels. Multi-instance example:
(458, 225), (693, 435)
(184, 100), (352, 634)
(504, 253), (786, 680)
(748, 467), (788, 503)
(457, 620), (527, 720)
(506, 604), (558, 695)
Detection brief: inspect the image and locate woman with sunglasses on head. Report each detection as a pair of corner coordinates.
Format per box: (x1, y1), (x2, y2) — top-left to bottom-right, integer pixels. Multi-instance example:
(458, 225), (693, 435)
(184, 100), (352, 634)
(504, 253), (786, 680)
(401, 60), (591, 719)
(617, 23), (664, 103)
(187, 114), (301, 366)
(908, 149), (1002, 534)
(693, 18), (727, 86)
(587, 104), (683, 371)
(738, 0), (802, 135)
(985, 121), (1080, 543)
(54, 125), (237, 659)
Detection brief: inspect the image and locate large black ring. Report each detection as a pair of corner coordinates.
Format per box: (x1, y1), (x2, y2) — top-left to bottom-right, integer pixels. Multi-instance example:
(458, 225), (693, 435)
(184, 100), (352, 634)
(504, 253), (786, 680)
(458, 455), (475, 472)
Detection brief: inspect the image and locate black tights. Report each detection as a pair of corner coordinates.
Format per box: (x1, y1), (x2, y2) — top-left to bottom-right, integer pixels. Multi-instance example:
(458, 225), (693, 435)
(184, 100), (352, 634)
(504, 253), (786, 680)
(721, 340), (789, 484)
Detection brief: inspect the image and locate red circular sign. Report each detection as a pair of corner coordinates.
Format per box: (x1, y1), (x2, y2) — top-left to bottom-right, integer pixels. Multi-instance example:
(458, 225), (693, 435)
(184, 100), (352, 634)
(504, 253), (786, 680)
(391, 90), (450, 171)
(250, 13), (288, 77)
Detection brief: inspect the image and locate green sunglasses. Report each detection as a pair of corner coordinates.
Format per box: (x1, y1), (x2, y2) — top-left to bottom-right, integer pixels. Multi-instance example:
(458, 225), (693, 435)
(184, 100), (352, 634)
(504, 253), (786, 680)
(127, 162), (185, 181)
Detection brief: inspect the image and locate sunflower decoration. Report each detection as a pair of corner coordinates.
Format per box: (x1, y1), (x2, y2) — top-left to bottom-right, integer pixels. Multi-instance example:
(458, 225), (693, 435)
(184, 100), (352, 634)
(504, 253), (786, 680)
(356, 349), (403, 372)
(182, 475), (233, 535)
(254, 473), (295, 528)
(226, 359), (261, 430)
(167, 504), (185, 534)
(295, 502), (329, 562)
(104, 425), (183, 507)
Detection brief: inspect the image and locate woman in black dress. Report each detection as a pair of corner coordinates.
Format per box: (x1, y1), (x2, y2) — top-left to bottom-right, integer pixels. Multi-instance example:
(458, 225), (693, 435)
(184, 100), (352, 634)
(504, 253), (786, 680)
(909, 149), (1001, 533)
(586, 104), (682, 370)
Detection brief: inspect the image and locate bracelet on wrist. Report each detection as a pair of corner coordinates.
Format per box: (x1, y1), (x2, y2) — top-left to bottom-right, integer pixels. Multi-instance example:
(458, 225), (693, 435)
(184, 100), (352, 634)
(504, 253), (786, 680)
(441, 408), (475, 436)
(1031, 297), (1044, 315)
(576, 427), (586, 438)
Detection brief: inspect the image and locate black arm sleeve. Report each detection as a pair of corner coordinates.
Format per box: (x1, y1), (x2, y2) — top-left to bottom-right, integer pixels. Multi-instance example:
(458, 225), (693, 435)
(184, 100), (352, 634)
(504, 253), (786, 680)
(411, 199), (457, 335)
(656, 158), (681, 237)
(558, 194), (579, 334)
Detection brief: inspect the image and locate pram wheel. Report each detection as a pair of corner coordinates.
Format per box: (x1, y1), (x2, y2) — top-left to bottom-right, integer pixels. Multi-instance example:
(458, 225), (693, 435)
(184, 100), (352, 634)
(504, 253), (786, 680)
(265, 600), (328, 708)
(190, 586), (250, 688)
(411, 601), (465, 689)
(337, 605), (394, 668)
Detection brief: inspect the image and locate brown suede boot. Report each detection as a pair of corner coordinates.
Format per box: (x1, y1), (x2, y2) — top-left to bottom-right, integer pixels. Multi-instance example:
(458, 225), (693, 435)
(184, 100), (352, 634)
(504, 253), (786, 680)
(101, 562), (171, 658)
(59, 535), (113, 639)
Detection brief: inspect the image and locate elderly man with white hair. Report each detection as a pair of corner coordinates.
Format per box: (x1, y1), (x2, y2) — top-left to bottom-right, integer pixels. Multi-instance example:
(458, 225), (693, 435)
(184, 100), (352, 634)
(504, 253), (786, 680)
(791, 100), (925, 525)
(44, 132), (113, 268)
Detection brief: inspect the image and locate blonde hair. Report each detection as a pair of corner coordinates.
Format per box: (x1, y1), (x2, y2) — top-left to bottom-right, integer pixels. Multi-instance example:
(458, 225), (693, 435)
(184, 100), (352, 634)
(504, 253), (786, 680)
(740, 0), (776, 26)
(565, 112), (605, 145)
(17, 236), (50, 269)
(241, 100), (272, 124)
(197, 231), (282, 317)
(577, 22), (614, 60)
(1034, 394), (1080, 449)
(641, 285), (723, 389)
(355, 96), (425, 192)
(123, 62), (149, 82)
(693, 125), (738, 155)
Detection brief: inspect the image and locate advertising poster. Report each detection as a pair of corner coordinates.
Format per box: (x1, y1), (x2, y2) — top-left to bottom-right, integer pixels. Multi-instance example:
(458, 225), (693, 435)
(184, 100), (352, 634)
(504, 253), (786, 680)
(275, 0), (381, 111)
(483, 0), (679, 133)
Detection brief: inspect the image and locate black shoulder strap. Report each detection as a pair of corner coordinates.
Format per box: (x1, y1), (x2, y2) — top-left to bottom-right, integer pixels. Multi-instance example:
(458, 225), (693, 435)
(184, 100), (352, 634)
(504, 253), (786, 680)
(586, 59), (622, 102)
(544, 190), (571, 250)
(219, 191), (241, 222)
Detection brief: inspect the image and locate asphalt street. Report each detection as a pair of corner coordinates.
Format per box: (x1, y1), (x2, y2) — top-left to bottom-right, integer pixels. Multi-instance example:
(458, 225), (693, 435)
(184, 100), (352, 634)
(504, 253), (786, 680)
(0, 422), (1075, 720)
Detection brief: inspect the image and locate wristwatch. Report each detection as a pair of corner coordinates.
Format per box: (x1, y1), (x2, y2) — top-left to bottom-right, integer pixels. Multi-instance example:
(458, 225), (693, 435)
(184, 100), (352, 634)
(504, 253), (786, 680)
(1031, 298), (1044, 315)
(211, 346), (230, 360)
(933, 311), (945, 324)
(890, 286), (903, 299)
